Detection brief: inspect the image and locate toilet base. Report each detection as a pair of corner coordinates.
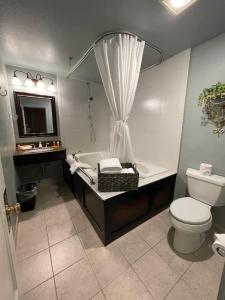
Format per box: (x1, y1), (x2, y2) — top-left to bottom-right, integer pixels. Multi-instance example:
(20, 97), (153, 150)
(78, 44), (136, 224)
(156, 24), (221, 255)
(173, 229), (206, 254)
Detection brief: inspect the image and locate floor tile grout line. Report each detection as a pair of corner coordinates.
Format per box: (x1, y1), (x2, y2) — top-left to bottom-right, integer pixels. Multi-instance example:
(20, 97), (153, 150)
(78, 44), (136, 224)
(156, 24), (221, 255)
(176, 261), (204, 298)
(53, 255), (87, 277)
(130, 263), (156, 300)
(48, 231), (77, 248)
(134, 223), (169, 249)
(76, 232), (103, 293)
(22, 276), (54, 297)
(17, 244), (50, 263)
(41, 184), (103, 295)
(42, 192), (59, 300)
(162, 260), (194, 300)
(150, 247), (195, 299)
(128, 239), (192, 300)
(101, 240), (154, 295)
(89, 290), (106, 300)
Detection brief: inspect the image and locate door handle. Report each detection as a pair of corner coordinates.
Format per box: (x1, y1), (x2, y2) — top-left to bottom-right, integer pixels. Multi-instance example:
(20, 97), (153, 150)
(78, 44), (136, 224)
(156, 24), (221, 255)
(5, 203), (21, 216)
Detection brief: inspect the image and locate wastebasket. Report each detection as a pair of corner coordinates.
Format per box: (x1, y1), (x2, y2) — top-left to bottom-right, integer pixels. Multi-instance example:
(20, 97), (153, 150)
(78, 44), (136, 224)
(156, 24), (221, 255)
(17, 183), (37, 212)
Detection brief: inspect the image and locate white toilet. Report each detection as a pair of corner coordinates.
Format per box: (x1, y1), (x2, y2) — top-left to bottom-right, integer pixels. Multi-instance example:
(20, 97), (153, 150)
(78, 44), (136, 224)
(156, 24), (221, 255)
(170, 168), (225, 254)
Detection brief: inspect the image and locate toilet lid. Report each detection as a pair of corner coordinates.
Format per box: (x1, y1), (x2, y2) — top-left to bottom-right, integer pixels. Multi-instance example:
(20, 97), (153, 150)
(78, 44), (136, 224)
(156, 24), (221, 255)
(170, 197), (211, 225)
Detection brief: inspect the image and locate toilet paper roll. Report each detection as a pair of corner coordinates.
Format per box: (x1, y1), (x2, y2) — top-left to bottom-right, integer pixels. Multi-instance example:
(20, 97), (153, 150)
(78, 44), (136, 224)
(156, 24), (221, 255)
(212, 234), (225, 258)
(200, 163), (213, 176)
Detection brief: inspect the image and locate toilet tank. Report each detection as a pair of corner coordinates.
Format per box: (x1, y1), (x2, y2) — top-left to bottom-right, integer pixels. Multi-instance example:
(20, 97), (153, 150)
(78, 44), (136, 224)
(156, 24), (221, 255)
(186, 168), (225, 207)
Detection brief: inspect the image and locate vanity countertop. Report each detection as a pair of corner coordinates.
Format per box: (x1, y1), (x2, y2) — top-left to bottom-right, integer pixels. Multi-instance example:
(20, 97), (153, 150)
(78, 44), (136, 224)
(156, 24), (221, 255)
(14, 146), (66, 156)
(13, 147), (66, 166)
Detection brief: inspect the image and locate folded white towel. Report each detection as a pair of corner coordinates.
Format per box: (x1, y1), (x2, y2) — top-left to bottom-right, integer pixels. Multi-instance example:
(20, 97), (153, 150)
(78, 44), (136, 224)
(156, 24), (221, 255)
(70, 161), (92, 174)
(66, 154), (76, 166)
(121, 168), (135, 174)
(101, 170), (122, 174)
(99, 158), (122, 173)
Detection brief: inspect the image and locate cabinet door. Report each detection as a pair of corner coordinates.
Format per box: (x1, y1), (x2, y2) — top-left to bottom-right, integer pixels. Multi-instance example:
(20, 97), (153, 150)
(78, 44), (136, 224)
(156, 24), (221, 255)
(109, 189), (151, 233)
(84, 185), (104, 232)
(151, 176), (175, 212)
(73, 173), (84, 203)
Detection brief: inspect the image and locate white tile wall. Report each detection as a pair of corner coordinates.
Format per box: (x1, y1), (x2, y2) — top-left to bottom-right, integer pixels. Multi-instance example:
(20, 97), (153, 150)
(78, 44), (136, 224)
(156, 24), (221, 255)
(58, 77), (111, 154)
(129, 49), (191, 171)
(58, 49), (190, 171)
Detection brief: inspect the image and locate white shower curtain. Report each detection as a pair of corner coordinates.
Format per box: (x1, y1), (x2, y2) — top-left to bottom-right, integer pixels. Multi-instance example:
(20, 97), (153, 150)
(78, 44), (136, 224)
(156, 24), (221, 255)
(94, 34), (145, 162)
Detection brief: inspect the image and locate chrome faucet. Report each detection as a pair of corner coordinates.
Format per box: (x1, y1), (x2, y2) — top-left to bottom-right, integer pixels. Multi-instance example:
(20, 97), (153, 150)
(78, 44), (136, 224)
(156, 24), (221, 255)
(30, 144), (36, 149)
(45, 143), (50, 148)
(73, 150), (82, 161)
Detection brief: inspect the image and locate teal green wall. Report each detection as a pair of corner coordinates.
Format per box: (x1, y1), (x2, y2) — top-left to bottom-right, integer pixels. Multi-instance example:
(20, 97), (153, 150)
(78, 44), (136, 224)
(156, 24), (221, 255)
(175, 33), (225, 228)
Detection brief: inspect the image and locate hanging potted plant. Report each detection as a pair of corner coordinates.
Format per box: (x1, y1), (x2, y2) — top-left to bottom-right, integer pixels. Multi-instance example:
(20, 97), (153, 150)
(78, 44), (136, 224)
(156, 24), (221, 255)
(198, 82), (225, 136)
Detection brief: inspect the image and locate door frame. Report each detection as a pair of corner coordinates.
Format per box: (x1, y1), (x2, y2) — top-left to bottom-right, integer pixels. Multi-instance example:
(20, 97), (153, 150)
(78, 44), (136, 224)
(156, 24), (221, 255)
(0, 156), (18, 299)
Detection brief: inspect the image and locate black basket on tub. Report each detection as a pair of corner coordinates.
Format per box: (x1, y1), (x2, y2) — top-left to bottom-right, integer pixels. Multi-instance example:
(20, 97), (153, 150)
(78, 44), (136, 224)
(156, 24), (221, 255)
(98, 163), (139, 192)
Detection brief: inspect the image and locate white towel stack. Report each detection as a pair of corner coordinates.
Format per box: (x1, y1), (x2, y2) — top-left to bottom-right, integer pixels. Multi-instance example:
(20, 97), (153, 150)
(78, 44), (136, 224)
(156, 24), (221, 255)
(99, 158), (122, 173)
(121, 168), (135, 174)
(200, 163), (213, 176)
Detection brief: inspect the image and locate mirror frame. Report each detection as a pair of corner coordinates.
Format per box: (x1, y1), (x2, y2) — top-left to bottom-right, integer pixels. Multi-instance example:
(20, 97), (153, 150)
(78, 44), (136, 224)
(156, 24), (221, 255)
(14, 91), (58, 138)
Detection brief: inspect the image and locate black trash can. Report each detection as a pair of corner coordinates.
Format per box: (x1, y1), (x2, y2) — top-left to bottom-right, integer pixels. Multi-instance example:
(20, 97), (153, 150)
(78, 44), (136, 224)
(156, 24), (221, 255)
(17, 183), (37, 212)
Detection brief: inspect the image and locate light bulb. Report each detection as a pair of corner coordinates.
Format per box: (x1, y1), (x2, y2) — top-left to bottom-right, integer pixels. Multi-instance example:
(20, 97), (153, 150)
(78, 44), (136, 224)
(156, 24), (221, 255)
(12, 76), (22, 86)
(170, 0), (191, 8)
(36, 79), (46, 89)
(25, 77), (34, 87)
(161, 0), (197, 14)
(48, 82), (56, 92)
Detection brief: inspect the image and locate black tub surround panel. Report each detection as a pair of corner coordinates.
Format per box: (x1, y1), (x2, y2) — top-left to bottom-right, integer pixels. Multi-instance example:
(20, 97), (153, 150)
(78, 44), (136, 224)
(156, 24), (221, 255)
(63, 161), (176, 245)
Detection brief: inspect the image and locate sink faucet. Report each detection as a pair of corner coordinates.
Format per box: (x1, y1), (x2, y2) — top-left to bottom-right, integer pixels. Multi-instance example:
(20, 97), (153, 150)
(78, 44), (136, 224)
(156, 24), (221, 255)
(45, 143), (49, 148)
(30, 144), (36, 149)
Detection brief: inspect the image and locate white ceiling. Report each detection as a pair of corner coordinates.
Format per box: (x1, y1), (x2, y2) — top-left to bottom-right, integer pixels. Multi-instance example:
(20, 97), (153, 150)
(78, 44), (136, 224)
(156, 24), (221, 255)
(1, 0), (225, 81)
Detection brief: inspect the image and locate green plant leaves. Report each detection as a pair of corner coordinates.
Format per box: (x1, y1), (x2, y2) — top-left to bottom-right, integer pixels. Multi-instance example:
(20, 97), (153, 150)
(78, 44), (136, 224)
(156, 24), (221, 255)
(198, 82), (225, 136)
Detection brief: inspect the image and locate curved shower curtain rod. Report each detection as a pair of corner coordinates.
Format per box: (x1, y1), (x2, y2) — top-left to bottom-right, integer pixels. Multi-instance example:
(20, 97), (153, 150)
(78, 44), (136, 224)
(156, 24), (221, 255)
(67, 30), (164, 78)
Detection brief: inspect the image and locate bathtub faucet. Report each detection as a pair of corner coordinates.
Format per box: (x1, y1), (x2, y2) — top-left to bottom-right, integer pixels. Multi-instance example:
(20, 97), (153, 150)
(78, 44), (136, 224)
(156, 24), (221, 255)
(73, 150), (82, 161)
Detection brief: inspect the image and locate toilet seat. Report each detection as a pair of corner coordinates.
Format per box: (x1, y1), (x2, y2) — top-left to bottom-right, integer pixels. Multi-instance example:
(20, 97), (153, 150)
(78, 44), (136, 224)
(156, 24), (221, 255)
(170, 197), (211, 225)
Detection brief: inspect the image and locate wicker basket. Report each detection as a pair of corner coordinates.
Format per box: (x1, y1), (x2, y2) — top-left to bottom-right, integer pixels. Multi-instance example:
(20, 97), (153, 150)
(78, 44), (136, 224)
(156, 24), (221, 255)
(98, 163), (139, 192)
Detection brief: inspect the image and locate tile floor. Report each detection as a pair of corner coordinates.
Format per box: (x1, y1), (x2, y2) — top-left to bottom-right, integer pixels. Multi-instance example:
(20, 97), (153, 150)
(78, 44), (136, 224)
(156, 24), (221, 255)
(17, 179), (223, 300)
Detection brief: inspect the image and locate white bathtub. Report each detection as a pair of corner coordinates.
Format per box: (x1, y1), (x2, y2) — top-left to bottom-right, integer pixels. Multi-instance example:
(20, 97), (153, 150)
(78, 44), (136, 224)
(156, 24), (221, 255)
(75, 151), (168, 179)
(75, 151), (110, 169)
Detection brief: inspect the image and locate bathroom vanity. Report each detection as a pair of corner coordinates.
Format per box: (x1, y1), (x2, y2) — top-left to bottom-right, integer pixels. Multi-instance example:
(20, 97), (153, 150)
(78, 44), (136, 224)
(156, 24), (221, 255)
(63, 161), (176, 245)
(14, 146), (66, 166)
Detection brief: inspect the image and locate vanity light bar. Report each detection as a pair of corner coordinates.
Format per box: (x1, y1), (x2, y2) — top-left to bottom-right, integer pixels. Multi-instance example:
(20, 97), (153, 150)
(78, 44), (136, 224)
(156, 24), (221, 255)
(160, 0), (198, 14)
(12, 70), (56, 92)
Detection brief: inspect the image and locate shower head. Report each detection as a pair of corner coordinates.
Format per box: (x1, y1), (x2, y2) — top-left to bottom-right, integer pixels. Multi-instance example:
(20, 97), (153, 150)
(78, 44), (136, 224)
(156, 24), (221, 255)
(88, 97), (93, 101)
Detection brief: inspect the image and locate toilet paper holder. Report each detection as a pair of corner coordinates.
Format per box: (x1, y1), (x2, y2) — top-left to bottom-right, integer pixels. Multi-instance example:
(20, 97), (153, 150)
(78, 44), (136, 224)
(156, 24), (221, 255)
(216, 247), (225, 257)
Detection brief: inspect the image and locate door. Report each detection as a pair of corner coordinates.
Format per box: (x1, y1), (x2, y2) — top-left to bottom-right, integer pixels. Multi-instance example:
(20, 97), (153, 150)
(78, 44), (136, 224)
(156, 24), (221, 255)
(0, 156), (18, 300)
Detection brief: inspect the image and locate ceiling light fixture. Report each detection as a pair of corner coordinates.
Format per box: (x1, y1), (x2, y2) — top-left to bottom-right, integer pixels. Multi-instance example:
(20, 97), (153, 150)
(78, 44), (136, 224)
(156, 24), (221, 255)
(160, 0), (198, 14)
(12, 70), (56, 92)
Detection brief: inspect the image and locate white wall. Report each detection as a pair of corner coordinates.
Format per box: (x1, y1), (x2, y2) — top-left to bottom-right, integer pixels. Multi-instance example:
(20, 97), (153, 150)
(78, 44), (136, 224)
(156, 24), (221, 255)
(58, 77), (111, 154)
(129, 49), (191, 171)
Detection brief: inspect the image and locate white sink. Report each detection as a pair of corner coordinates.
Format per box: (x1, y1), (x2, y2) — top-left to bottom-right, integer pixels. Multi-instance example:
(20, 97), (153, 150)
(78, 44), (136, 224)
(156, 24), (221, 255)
(24, 147), (54, 154)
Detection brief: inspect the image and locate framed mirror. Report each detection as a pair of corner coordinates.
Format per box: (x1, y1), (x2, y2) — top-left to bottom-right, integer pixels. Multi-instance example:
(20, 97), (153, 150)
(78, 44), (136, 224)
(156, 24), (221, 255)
(14, 92), (58, 137)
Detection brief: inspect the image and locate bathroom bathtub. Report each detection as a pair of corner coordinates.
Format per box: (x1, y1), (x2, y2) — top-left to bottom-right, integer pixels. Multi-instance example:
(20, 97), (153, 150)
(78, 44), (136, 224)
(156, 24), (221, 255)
(63, 151), (176, 245)
(75, 151), (168, 180)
